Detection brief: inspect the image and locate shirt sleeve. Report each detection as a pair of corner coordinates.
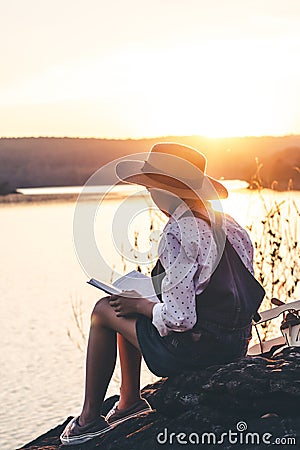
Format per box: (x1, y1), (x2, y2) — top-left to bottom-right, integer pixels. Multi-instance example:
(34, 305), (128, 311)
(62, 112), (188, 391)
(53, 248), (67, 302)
(225, 215), (254, 274)
(151, 223), (202, 337)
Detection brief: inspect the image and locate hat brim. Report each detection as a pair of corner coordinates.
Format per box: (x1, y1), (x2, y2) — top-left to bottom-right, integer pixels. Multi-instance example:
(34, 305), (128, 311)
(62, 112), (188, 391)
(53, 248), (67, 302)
(116, 160), (228, 200)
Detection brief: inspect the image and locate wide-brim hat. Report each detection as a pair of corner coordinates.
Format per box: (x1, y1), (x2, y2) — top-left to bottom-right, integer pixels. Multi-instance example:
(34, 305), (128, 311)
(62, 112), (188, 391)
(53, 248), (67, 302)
(115, 142), (228, 200)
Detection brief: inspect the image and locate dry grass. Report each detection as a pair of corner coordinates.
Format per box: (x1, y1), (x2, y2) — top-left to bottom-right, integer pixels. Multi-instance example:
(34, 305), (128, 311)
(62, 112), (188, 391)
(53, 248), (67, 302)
(67, 294), (87, 352)
(247, 163), (300, 339)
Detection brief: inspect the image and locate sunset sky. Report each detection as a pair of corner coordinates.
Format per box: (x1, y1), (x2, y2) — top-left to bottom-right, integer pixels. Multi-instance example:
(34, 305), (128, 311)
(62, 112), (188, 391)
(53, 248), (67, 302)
(1, 0), (300, 139)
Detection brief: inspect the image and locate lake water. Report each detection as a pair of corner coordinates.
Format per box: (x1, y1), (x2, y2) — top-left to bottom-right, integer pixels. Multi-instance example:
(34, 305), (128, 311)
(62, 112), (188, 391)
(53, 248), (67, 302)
(1, 184), (299, 449)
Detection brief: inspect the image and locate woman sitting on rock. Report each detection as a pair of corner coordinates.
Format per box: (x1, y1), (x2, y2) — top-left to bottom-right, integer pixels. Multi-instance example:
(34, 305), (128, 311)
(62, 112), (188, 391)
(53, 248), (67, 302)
(61, 143), (265, 445)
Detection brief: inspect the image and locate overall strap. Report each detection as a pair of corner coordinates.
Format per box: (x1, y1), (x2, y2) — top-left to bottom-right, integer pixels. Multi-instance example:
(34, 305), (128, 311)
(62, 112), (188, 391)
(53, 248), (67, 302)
(181, 208), (226, 255)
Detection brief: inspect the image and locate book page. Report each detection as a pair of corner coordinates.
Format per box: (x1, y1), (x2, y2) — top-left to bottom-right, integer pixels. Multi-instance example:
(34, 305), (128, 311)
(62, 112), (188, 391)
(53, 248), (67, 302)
(87, 278), (122, 296)
(113, 270), (160, 303)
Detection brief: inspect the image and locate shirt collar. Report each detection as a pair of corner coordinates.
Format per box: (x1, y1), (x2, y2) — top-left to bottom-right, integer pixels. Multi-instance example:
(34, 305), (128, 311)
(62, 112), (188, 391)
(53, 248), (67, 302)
(169, 202), (214, 223)
(171, 203), (190, 221)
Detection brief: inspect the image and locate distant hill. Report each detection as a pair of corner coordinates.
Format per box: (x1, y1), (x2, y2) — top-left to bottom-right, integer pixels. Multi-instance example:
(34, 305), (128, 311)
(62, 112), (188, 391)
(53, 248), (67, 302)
(0, 136), (300, 191)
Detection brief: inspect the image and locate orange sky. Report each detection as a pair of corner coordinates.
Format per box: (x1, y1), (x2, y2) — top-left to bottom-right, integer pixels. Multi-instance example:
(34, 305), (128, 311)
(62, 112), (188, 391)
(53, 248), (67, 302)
(1, 0), (300, 139)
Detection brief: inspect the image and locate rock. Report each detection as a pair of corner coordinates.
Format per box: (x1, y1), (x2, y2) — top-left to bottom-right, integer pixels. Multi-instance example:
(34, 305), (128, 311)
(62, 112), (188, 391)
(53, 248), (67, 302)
(19, 347), (300, 450)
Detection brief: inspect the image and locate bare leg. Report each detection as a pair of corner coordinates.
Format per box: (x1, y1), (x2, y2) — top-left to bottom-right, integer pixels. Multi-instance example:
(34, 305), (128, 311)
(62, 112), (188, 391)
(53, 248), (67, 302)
(79, 297), (141, 426)
(117, 333), (142, 410)
(79, 311), (117, 425)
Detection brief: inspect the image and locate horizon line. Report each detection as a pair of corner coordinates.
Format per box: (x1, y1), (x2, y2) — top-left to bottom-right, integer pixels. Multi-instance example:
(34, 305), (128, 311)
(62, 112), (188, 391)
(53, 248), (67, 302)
(0, 133), (299, 141)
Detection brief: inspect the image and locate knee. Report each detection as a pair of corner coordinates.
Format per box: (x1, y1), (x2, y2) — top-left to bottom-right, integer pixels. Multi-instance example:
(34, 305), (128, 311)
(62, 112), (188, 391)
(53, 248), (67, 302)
(91, 296), (111, 325)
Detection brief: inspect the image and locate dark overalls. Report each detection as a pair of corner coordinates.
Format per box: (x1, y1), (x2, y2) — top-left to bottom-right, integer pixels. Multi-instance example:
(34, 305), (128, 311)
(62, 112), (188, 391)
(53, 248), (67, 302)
(136, 213), (265, 377)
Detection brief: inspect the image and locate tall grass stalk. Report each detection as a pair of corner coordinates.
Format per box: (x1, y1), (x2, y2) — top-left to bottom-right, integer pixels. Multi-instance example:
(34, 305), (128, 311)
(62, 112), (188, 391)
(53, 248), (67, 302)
(67, 294), (87, 352)
(247, 165), (300, 340)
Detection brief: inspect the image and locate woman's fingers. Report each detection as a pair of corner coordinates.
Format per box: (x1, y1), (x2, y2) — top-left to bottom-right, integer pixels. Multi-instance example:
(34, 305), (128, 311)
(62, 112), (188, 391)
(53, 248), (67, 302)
(109, 299), (119, 307)
(110, 303), (120, 311)
(108, 295), (120, 305)
(108, 294), (140, 317)
(108, 297), (123, 315)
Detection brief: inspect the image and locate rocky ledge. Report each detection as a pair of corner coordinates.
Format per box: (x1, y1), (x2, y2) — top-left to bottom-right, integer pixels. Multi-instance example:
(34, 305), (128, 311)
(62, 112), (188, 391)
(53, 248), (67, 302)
(20, 347), (299, 450)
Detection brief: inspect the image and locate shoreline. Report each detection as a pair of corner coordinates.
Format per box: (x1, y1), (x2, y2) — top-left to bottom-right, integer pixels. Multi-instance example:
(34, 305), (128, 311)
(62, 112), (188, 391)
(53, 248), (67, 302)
(0, 193), (80, 204)
(0, 191), (145, 204)
(0, 184), (299, 205)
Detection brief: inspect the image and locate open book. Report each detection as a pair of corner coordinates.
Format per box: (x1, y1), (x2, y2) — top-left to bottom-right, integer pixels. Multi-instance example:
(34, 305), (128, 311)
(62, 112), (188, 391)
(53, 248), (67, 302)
(87, 270), (160, 303)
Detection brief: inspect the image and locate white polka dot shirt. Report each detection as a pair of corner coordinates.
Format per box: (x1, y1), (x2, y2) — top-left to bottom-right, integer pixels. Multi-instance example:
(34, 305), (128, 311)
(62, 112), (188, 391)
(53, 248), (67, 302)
(151, 204), (254, 337)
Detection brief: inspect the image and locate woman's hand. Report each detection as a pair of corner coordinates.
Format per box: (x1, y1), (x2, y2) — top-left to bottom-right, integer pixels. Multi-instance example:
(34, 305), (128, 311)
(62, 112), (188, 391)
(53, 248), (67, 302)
(108, 290), (155, 318)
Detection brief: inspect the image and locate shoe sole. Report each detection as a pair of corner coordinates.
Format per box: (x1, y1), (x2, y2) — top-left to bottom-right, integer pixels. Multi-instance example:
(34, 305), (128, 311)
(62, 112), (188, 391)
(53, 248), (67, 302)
(107, 406), (153, 427)
(60, 419), (112, 446)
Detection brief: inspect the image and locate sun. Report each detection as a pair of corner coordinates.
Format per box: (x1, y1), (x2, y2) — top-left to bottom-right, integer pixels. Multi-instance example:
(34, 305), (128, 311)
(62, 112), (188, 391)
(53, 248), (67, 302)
(2, 40), (294, 139)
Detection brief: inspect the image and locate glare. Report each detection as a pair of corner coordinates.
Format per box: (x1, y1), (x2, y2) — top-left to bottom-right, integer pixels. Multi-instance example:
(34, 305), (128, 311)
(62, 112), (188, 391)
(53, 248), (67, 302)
(1, 39), (300, 138)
